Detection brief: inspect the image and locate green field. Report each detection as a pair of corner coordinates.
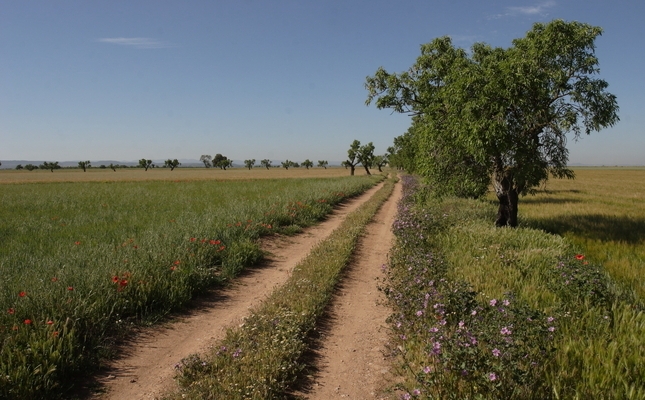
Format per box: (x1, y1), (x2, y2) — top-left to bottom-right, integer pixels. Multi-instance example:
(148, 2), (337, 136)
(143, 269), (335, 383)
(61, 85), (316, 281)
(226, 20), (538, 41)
(0, 173), (381, 398)
(386, 169), (644, 399)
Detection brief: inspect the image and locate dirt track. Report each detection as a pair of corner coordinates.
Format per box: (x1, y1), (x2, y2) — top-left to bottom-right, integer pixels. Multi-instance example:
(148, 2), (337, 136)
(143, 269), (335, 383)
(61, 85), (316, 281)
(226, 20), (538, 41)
(94, 180), (399, 399)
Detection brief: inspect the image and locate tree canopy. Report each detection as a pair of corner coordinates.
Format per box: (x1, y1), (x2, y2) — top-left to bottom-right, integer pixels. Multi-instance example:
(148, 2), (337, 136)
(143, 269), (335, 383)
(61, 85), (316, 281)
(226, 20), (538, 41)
(244, 159), (256, 170)
(366, 20), (619, 226)
(164, 159), (181, 171)
(260, 159), (272, 170)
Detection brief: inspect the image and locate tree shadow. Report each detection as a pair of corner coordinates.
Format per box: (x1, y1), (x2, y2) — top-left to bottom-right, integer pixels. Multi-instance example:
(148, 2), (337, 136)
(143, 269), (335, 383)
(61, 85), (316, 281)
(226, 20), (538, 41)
(521, 197), (583, 205)
(524, 213), (645, 244)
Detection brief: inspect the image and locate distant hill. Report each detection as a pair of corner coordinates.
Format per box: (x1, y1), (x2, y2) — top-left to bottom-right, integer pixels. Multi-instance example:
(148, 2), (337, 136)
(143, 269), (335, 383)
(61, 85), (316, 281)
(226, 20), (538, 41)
(0, 159), (348, 169)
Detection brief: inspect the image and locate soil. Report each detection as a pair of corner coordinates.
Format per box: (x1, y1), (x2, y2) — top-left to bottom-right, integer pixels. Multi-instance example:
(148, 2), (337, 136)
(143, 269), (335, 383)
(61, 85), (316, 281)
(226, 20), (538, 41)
(91, 180), (400, 400)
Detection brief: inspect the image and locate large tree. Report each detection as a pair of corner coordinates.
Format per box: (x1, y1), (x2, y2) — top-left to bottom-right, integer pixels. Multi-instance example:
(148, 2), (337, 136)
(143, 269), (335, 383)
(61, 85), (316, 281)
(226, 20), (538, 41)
(40, 161), (61, 172)
(301, 159), (314, 169)
(139, 159), (153, 171)
(78, 160), (91, 172)
(357, 142), (375, 175)
(244, 159), (256, 170)
(345, 140), (361, 176)
(317, 160), (328, 169)
(260, 159), (272, 170)
(366, 20), (619, 227)
(164, 159), (181, 171)
(200, 155), (212, 168)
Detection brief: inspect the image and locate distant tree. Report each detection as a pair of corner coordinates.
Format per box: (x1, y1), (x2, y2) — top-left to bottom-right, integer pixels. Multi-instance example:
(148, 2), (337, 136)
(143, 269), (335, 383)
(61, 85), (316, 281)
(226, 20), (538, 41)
(244, 159), (256, 170)
(25, 164), (37, 171)
(15, 164), (23, 170)
(357, 142), (375, 175)
(40, 161), (60, 172)
(212, 154), (231, 169)
(302, 159), (314, 169)
(99, 165), (106, 169)
(200, 155), (212, 168)
(345, 140), (361, 176)
(78, 160), (91, 172)
(108, 163), (117, 172)
(292, 162), (300, 168)
(317, 160), (328, 169)
(373, 154), (389, 172)
(139, 159), (153, 171)
(260, 159), (272, 170)
(281, 160), (293, 170)
(164, 159), (181, 171)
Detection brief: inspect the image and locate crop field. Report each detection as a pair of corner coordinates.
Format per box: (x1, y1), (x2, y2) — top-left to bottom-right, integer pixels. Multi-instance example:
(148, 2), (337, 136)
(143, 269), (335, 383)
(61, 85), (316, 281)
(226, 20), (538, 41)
(0, 171), (381, 398)
(520, 168), (645, 302)
(0, 166), (367, 184)
(386, 169), (644, 399)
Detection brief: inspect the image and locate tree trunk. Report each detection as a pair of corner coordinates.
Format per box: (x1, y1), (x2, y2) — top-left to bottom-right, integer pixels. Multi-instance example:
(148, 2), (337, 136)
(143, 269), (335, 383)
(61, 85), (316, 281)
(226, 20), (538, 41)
(363, 165), (371, 175)
(493, 167), (519, 227)
(350, 165), (355, 176)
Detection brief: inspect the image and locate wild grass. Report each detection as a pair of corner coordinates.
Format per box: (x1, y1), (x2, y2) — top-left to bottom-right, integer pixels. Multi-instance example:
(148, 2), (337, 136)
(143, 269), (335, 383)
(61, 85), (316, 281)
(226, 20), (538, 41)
(385, 174), (644, 399)
(519, 168), (645, 302)
(0, 166), (366, 184)
(0, 175), (382, 399)
(167, 178), (396, 399)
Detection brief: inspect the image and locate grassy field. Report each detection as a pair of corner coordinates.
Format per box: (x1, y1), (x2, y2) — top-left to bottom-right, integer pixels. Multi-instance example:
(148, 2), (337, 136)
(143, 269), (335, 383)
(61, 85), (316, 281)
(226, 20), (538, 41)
(386, 171), (644, 399)
(0, 166), (367, 184)
(519, 168), (645, 302)
(0, 171), (382, 398)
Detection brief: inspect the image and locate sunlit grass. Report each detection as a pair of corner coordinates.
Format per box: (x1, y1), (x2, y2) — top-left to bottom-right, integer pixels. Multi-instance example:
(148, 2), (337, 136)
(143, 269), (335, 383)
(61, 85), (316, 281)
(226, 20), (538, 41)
(518, 168), (645, 301)
(0, 175), (381, 398)
(0, 166), (365, 184)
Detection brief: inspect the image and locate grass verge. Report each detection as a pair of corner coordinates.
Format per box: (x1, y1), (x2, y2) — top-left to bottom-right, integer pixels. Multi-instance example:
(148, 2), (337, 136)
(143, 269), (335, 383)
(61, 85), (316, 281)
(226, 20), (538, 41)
(384, 175), (644, 399)
(168, 177), (396, 399)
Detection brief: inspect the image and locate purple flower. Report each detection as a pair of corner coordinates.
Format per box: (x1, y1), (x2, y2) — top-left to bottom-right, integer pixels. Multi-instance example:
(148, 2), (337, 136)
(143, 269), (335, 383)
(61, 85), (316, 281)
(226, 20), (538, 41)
(547, 316), (555, 323)
(402, 393), (411, 400)
(416, 310), (423, 317)
(439, 319), (447, 325)
(502, 299), (510, 306)
(412, 389), (421, 395)
(458, 321), (465, 329)
(431, 342), (441, 355)
(488, 372), (497, 381)
(429, 327), (439, 333)
(500, 326), (512, 335)
(492, 348), (501, 357)
(490, 299), (497, 307)
(548, 326), (555, 332)
(423, 366), (432, 373)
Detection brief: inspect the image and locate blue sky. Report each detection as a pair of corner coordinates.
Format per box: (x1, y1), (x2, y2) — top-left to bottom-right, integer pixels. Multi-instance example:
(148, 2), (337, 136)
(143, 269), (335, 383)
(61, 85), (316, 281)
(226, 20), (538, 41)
(1, 1), (643, 165)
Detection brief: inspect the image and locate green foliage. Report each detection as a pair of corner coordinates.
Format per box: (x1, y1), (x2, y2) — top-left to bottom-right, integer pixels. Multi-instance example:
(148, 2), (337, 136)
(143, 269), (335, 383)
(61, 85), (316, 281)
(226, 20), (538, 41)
(199, 155), (212, 168)
(260, 159), (272, 170)
(357, 142), (375, 175)
(77, 160), (91, 172)
(366, 20), (619, 226)
(243, 159), (256, 170)
(281, 160), (294, 170)
(0, 176), (379, 398)
(212, 154), (231, 169)
(138, 159), (153, 171)
(302, 159), (314, 169)
(15, 164), (23, 170)
(24, 164), (37, 171)
(345, 139), (361, 175)
(163, 159), (181, 171)
(317, 160), (328, 169)
(40, 162), (60, 172)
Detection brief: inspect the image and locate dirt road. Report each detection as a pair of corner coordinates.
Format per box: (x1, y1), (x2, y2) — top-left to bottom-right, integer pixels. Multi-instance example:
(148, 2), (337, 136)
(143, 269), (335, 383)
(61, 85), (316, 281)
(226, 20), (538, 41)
(95, 180), (398, 399)
(301, 179), (401, 399)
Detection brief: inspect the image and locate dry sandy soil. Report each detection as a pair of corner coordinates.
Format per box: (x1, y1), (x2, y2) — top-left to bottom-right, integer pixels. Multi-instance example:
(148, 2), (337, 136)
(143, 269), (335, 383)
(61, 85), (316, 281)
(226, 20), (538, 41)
(91, 179), (400, 400)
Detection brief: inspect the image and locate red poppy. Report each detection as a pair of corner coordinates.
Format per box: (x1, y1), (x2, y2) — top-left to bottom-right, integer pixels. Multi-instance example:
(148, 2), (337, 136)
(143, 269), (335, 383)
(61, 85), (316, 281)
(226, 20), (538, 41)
(67, 287), (73, 291)
(51, 277), (58, 282)
(209, 240), (221, 245)
(133, 245), (138, 249)
(119, 279), (128, 287)
(112, 276), (119, 283)
(218, 246), (226, 252)
(52, 331), (59, 337)
(12, 325), (18, 331)
(24, 319), (32, 325)
(170, 266), (177, 271)
(190, 237), (196, 242)
(201, 239), (207, 243)
(46, 320), (54, 325)
(575, 254), (585, 260)
(174, 260), (181, 265)
(18, 291), (26, 297)
(74, 241), (81, 245)
(8, 308), (15, 314)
